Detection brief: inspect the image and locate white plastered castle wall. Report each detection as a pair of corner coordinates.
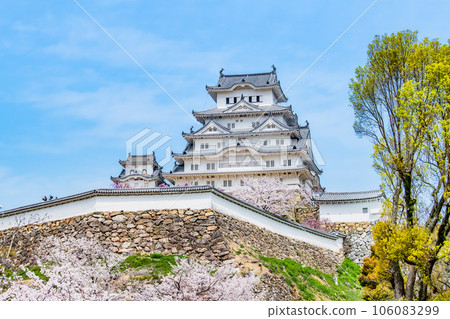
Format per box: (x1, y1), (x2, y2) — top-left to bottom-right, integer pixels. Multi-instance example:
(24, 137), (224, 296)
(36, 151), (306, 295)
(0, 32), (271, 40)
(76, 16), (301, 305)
(318, 198), (383, 222)
(0, 190), (342, 252)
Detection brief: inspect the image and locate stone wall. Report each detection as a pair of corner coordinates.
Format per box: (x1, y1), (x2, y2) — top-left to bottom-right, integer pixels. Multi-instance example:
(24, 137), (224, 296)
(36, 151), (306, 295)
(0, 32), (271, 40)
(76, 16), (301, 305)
(1, 209), (342, 273)
(324, 222), (374, 264)
(217, 214), (342, 273)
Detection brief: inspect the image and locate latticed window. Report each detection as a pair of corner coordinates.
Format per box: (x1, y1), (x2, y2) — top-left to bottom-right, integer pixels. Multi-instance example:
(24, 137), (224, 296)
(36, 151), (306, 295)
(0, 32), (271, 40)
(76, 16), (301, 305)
(223, 180), (232, 187)
(266, 160), (275, 167)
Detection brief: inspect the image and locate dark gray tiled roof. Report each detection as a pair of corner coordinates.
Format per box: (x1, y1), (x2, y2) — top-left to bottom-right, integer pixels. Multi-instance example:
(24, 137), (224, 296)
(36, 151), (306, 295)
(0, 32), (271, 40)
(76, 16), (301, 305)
(206, 68), (288, 102)
(314, 190), (383, 203)
(299, 126), (310, 140)
(215, 71), (278, 89)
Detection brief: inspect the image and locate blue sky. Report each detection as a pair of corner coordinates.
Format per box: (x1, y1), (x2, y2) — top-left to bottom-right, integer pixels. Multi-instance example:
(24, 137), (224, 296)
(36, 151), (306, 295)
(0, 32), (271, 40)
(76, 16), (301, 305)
(1, 0), (450, 210)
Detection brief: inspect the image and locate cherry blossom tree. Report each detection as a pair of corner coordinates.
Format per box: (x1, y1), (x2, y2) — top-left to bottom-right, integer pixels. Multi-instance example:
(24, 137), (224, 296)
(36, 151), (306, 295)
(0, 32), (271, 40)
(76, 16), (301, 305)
(302, 217), (331, 232)
(0, 237), (262, 301)
(111, 181), (132, 189)
(131, 257), (262, 301)
(158, 183), (170, 187)
(0, 236), (125, 301)
(231, 177), (313, 218)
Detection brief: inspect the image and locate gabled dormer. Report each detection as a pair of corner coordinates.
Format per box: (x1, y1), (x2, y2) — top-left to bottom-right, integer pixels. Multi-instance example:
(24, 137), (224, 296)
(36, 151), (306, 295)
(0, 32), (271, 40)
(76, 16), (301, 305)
(189, 119), (231, 136)
(251, 114), (292, 133)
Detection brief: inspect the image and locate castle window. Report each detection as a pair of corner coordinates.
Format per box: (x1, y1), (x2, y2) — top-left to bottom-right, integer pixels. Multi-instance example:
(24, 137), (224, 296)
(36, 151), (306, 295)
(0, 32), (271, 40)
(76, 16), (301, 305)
(130, 170), (135, 174)
(233, 97), (238, 103)
(206, 180), (215, 187)
(263, 140), (268, 146)
(142, 169), (147, 175)
(226, 97), (230, 104)
(190, 164), (199, 171)
(362, 207), (369, 214)
(276, 139), (285, 145)
(283, 159), (292, 166)
(240, 180), (245, 186)
(206, 163), (216, 170)
(266, 160), (275, 167)
(223, 180), (232, 187)
(256, 96), (261, 102)
(248, 96), (253, 102)
(227, 123), (235, 129)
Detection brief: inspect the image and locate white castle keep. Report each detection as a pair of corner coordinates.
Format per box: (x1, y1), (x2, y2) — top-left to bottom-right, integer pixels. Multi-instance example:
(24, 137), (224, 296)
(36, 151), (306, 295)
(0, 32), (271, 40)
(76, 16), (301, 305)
(162, 67), (322, 191)
(112, 67), (322, 191)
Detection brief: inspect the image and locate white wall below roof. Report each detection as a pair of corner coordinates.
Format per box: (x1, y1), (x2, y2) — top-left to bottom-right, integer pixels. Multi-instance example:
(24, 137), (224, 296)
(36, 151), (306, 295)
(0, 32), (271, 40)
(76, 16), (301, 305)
(216, 88), (275, 108)
(0, 191), (342, 252)
(318, 198), (382, 222)
(170, 171), (312, 191)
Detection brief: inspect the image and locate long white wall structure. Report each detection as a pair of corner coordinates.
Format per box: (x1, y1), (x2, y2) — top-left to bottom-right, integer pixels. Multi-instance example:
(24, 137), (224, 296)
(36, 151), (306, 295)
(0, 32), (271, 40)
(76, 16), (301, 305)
(0, 186), (343, 252)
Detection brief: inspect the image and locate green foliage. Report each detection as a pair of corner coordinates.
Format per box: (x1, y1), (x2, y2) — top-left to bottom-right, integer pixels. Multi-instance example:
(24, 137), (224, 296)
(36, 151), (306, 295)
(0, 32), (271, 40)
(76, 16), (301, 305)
(260, 256), (363, 301)
(1, 265), (48, 281)
(349, 29), (450, 300)
(358, 247), (395, 300)
(118, 253), (184, 281)
(373, 221), (437, 271)
(432, 290), (450, 301)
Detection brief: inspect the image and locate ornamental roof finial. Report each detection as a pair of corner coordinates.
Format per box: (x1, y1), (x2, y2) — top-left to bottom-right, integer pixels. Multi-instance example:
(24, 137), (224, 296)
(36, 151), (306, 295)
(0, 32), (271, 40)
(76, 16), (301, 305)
(220, 68), (224, 76)
(271, 65), (276, 72)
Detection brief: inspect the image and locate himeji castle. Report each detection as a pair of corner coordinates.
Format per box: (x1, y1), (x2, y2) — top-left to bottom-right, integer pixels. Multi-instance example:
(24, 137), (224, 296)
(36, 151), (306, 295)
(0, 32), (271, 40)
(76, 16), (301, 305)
(163, 66), (322, 191)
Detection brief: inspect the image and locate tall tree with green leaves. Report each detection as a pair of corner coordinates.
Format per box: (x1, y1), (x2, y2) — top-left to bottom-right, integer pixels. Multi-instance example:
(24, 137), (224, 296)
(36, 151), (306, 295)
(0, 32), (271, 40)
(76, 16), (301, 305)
(349, 30), (450, 300)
